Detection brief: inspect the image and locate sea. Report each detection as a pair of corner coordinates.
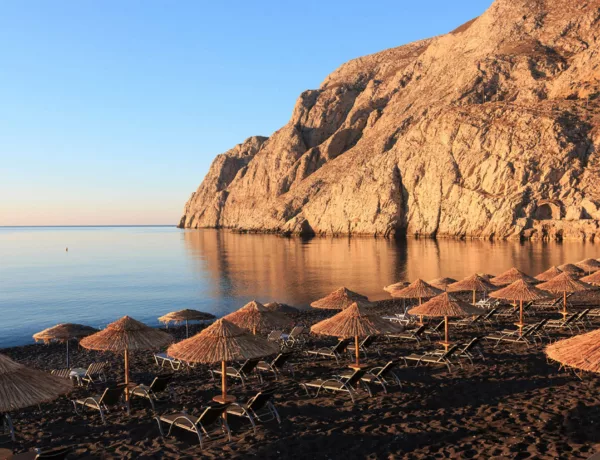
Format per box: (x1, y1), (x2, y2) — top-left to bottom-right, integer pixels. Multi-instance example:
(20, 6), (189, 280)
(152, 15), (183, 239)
(1, 226), (599, 348)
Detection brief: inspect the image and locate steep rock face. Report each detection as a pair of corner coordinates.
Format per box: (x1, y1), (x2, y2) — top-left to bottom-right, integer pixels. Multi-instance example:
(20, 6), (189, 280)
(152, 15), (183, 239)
(181, 0), (600, 241)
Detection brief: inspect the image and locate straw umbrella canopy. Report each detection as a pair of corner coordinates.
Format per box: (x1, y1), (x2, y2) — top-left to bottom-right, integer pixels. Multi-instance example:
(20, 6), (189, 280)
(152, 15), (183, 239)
(546, 329), (600, 374)
(387, 279), (443, 325)
(447, 274), (496, 304)
(310, 287), (373, 310)
(535, 266), (563, 282)
(33, 323), (98, 368)
(580, 270), (600, 286)
(489, 280), (549, 335)
(311, 302), (403, 368)
(80, 316), (173, 400)
(490, 268), (538, 286)
(536, 273), (593, 319)
(409, 293), (483, 350)
(383, 281), (410, 293)
(223, 300), (290, 335)
(0, 353), (72, 413)
(558, 263), (585, 276)
(427, 277), (457, 291)
(158, 309), (216, 338)
(575, 258), (600, 275)
(167, 319), (278, 404)
(263, 302), (299, 313)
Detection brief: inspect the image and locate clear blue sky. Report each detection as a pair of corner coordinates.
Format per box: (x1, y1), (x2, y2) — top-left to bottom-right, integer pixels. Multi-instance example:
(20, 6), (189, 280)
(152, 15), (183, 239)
(0, 0), (491, 226)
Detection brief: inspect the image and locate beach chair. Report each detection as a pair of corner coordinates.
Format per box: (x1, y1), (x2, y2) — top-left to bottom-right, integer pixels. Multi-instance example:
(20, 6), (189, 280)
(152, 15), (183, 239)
(305, 338), (350, 364)
(300, 368), (369, 403)
(281, 326), (306, 348)
(428, 337), (484, 365)
(346, 335), (380, 359)
(50, 369), (72, 379)
(480, 307), (500, 327)
(6, 446), (73, 460)
(267, 330), (284, 345)
(573, 308), (592, 331)
(401, 345), (460, 372)
(256, 353), (295, 380)
(155, 403), (231, 448)
(154, 353), (185, 371)
(386, 324), (427, 343)
(69, 362), (108, 386)
(485, 319), (548, 347)
(225, 389), (281, 433)
(210, 359), (262, 387)
(71, 385), (127, 424)
(339, 360), (402, 394)
(130, 374), (174, 411)
(543, 314), (579, 334)
(424, 320), (446, 338)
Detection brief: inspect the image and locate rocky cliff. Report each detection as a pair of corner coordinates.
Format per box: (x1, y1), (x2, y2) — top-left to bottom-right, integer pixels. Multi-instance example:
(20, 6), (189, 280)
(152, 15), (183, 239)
(180, 0), (600, 241)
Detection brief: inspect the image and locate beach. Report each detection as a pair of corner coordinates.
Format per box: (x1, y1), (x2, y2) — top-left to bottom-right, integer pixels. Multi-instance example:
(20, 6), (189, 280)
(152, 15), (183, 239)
(3, 294), (600, 459)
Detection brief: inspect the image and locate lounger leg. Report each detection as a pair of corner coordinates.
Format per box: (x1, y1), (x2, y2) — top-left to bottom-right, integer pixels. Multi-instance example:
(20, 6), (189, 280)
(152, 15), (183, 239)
(155, 417), (165, 438)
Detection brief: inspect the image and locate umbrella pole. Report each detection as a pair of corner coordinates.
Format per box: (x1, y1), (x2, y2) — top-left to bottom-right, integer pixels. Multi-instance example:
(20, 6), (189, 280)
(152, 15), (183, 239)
(518, 299), (524, 336)
(186, 320), (189, 339)
(355, 335), (360, 367)
(66, 340), (70, 368)
(562, 291), (568, 319)
(418, 297), (423, 326)
(124, 349), (130, 402)
(473, 290), (476, 305)
(444, 316), (449, 351)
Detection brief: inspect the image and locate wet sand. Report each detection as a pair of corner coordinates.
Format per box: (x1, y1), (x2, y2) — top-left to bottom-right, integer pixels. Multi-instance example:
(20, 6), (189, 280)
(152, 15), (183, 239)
(3, 294), (600, 459)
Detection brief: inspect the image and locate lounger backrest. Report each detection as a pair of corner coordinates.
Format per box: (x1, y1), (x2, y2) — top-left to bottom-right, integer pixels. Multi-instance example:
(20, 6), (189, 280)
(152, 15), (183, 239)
(361, 335), (376, 348)
(345, 368), (367, 386)
(483, 308), (497, 320)
(86, 362), (107, 377)
(562, 314), (578, 325)
(577, 309), (591, 320)
(376, 360), (398, 377)
(239, 358), (260, 375)
(99, 386), (126, 406)
(440, 345), (459, 360)
(272, 353), (291, 368)
(414, 324), (427, 336)
(51, 369), (71, 379)
(267, 330), (283, 341)
(289, 326), (304, 338)
(247, 389), (275, 411)
(150, 374), (173, 392)
(332, 338), (350, 353)
(432, 320), (445, 331)
(198, 403), (229, 426)
(461, 337), (480, 353)
(35, 446), (72, 459)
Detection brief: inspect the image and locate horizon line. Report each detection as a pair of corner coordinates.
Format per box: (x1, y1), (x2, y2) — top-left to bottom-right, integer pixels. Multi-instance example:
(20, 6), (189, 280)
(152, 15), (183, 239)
(0, 224), (176, 228)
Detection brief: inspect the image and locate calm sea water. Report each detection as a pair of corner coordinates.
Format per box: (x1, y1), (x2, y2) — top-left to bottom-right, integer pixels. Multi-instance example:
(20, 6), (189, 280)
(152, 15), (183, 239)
(1, 226), (600, 348)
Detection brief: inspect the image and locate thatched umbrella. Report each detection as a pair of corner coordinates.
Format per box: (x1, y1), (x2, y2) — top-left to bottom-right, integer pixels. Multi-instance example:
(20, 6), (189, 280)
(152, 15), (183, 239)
(575, 258), (600, 275)
(535, 266), (563, 282)
(311, 302), (402, 368)
(388, 279), (443, 324)
(489, 280), (549, 335)
(537, 273), (593, 319)
(558, 263), (585, 276)
(580, 270), (600, 286)
(33, 323), (98, 368)
(223, 300), (290, 335)
(427, 277), (457, 291)
(490, 268), (538, 286)
(546, 328), (600, 374)
(409, 293), (483, 350)
(158, 309), (216, 338)
(167, 319), (278, 404)
(311, 287), (372, 310)
(0, 353), (72, 413)
(80, 316), (173, 401)
(383, 281), (410, 293)
(447, 274), (496, 305)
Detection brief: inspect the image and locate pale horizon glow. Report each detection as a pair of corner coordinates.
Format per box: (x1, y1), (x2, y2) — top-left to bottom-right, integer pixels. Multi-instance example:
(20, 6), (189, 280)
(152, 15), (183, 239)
(0, 0), (491, 226)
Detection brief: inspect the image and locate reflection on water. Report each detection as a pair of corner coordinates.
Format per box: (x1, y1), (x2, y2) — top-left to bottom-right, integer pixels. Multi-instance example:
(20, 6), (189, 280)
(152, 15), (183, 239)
(183, 230), (600, 304)
(1, 226), (599, 347)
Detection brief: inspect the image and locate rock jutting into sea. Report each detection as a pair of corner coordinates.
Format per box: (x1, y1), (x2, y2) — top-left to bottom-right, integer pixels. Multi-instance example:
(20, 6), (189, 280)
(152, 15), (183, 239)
(180, 0), (600, 241)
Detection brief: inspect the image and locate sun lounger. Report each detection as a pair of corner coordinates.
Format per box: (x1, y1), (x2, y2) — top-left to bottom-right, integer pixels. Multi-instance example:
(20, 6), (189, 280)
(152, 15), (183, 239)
(281, 326), (307, 348)
(267, 330), (284, 345)
(427, 337), (484, 365)
(402, 345), (459, 372)
(6, 445), (72, 460)
(306, 338), (350, 364)
(154, 353), (186, 371)
(485, 319), (548, 347)
(130, 374), (174, 411)
(300, 368), (369, 403)
(339, 360), (402, 394)
(256, 353), (294, 380)
(225, 389), (281, 433)
(544, 314), (579, 334)
(50, 369), (72, 379)
(424, 320), (445, 338)
(386, 324), (427, 343)
(69, 362), (108, 386)
(573, 308), (591, 330)
(72, 385), (127, 424)
(210, 359), (262, 387)
(155, 403), (231, 448)
(347, 335), (380, 359)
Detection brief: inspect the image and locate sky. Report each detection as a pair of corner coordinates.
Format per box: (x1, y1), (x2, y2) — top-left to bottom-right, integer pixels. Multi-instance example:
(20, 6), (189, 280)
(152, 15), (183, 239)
(0, 0), (491, 226)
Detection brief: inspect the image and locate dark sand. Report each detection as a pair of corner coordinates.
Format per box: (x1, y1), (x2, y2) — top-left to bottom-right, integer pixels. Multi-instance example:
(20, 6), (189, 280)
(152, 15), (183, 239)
(3, 293), (600, 459)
